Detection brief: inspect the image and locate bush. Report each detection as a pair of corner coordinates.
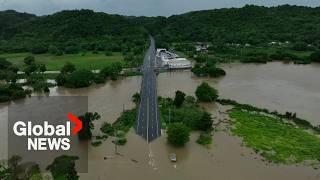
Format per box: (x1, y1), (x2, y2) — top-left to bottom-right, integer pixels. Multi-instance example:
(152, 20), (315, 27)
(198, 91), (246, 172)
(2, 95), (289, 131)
(105, 51), (113, 56)
(78, 112), (101, 141)
(91, 141), (102, 147)
(173, 90), (186, 107)
(93, 73), (105, 84)
(191, 63), (207, 76)
(65, 46), (80, 54)
(192, 63), (226, 78)
(196, 112), (213, 131)
(310, 51), (320, 62)
(100, 62), (122, 80)
(48, 45), (58, 55)
(65, 69), (94, 88)
(24, 56), (35, 65)
(132, 92), (140, 104)
(196, 133), (212, 146)
(0, 58), (12, 69)
(167, 122), (190, 146)
(55, 50), (63, 56)
(0, 83), (30, 102)
(31, 44), (48, 54)
(291, 41), (308, 51)
(207, 66), (226, 77)
(55, 73), (67, 86)
(61, 62), (76, 74)
(195, 82), (219, 102)
(100, 122), (114, 136)
(113, 138), (127, 145)
(46, 155), (79, 180)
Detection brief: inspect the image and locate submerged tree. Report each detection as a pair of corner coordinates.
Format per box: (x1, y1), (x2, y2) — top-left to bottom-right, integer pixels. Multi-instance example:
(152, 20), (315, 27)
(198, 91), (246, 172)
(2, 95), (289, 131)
(0, 155), (41, 180)
(132, 92), (140, 104)
(195, 82), (218, 102)
(47, 155), (79, 180)
(173, 90), (186, 107)
(78, 112), (101, 140)
(167, 122), (190, 146)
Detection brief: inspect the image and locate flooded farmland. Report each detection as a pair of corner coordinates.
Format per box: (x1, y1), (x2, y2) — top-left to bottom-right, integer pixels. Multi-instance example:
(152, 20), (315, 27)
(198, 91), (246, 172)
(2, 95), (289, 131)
(1, 62), (320, 179)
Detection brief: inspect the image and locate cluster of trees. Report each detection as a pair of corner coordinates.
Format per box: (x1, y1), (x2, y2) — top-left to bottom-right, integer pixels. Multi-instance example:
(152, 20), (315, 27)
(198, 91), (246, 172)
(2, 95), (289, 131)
(100, 108), (137, 146)
(56, 62), (122, 88)
(167, 122), (190, 146)
(0, 155), (41, 180)
(310, 51), (320, 62)
(0, 155), (80, 179)
(22, 56), (51, 92)
(0, 58), (19, 83)
(0, 58), (31, 102)
(192, 61), (226, 77)
(184, 53), (226, 77)
(46, 155), (79, 180)
(0, 83), (31, 102)
(123, 53), (144, 67)
(195, 82), (219, 102)
(160, 89), (215, 146)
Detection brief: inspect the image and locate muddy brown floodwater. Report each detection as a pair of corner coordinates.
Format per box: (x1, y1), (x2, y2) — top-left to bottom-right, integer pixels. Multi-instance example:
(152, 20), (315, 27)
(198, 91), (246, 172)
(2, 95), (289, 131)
(0, 62), (319, 179)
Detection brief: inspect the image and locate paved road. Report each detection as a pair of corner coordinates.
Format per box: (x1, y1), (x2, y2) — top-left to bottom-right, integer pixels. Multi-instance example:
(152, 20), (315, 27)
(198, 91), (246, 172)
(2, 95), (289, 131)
(135, 37), (161, 142)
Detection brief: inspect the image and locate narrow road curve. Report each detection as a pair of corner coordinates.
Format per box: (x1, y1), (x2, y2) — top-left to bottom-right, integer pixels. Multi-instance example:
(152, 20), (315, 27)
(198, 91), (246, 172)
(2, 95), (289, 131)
(135, 37), (161, 142)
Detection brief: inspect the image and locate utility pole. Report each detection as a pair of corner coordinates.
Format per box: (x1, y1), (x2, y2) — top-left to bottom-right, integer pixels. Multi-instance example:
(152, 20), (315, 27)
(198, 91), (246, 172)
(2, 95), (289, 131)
(114, 124), (117, 154)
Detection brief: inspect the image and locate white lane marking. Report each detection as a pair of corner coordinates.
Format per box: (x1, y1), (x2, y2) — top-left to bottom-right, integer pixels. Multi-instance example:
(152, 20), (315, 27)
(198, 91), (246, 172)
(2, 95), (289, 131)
(155, 75), (159, 137)
(147, 98), (149, 143)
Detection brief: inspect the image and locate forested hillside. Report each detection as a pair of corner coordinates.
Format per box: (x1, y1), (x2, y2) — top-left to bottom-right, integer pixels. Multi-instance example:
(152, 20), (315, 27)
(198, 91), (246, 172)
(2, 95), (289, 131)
(147, 5), (320, 47)
(1, 5), (320, 54)
(0, 10), (148, 53)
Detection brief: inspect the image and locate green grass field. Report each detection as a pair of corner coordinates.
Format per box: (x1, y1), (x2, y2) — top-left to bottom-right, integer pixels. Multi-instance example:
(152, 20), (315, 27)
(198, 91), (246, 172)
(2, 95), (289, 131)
(0, 52), (124, 71)
(229, 109), (320, 164)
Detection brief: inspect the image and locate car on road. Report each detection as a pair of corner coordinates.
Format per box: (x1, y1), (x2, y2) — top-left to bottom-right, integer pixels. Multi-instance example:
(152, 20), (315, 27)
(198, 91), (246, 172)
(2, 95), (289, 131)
(169, 153), (177, 162)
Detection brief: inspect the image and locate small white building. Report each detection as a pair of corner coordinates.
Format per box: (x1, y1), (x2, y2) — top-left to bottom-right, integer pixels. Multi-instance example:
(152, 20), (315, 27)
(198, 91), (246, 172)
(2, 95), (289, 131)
(156, 48), (166, 57)
(168, 58), (192, 69)
(156, 48), (192, 69)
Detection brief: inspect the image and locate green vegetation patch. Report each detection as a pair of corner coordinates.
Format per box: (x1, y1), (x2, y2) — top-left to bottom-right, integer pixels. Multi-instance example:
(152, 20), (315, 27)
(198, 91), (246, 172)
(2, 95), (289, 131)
(100, 109), (136, 146)
(159, 96), (213, 131)
(196, 133), (212, 147)
(229, 109), (320, 164)
(0, 52), (124, 71)
(91, 141), (102, 147)
(46, 155), (79, 180)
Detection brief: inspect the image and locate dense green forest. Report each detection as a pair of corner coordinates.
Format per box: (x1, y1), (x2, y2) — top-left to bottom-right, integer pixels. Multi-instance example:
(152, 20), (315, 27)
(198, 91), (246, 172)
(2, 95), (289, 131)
(1, 5), (320, 53)
(0, 9), (148, 54)
(141, 5), (320, 64)
(1, 5), (319, 65)
(147, 5), (320, 46)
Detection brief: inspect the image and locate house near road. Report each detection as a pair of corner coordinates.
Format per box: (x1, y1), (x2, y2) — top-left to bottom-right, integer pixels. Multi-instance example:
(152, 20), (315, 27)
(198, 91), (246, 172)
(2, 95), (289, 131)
(195, 42), (210, 53)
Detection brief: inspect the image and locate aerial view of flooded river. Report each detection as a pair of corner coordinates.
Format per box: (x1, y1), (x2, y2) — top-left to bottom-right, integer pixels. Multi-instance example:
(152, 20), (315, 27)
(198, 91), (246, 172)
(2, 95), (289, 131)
(0, 62), (319, 179)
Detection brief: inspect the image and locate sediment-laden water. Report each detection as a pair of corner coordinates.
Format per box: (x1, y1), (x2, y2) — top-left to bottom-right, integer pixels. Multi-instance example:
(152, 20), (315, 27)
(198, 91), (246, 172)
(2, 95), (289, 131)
(0, 62), (319, 179)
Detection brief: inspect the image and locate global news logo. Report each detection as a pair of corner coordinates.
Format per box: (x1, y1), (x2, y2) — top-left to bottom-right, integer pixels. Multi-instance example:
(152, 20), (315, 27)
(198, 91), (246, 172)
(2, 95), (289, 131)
(12, 113), (82, 151)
